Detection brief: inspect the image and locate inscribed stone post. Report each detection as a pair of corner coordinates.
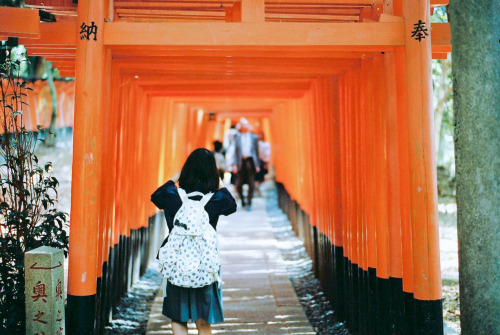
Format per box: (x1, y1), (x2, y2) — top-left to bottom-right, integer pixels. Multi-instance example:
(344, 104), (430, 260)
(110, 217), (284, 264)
(25, 246), (65, 335)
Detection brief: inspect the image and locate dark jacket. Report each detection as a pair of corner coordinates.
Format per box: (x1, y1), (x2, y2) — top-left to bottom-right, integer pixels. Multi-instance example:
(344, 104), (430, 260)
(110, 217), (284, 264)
(151, 180), (237, 232)
(233, 132), (260, 170)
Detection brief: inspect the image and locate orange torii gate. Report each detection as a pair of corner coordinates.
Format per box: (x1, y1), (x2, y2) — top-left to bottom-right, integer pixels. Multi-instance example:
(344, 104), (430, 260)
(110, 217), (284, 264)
(1, 1), (451, 334)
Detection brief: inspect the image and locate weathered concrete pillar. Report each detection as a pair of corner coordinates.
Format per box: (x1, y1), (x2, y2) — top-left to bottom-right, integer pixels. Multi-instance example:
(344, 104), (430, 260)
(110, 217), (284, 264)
(25, 246), (65, 335)
(449, 1), (500, 334)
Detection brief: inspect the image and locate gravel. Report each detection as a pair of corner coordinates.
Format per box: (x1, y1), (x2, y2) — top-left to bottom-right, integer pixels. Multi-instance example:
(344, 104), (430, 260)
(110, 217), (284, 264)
(104, 269), (163, 335)
(265, 188), (351, 335)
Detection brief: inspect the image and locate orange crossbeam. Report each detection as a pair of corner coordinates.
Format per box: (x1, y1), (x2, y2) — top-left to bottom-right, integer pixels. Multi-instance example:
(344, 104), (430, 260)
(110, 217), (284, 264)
(13, 21), (450, 55)
(104, 22), (405, 46)
(18, 22), (77, 45)
(0, 7), (40, 39)
(432, 53), (448, 59)
(58, 70), (75, 77)
(431, 22), (452, 53)
(430, 0), (449, 6)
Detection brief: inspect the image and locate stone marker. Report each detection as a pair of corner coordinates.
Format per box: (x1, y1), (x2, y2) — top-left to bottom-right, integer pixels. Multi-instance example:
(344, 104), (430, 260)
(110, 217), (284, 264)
(25, 246), (65, 335)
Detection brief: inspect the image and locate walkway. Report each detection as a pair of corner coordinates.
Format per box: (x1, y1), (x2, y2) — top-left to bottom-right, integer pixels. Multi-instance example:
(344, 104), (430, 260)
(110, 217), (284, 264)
(146, 194), (315, 335)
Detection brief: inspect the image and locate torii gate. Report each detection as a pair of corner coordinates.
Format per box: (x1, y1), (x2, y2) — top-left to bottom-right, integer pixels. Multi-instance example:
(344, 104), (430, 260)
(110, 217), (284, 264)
(1, 1), (451, 334)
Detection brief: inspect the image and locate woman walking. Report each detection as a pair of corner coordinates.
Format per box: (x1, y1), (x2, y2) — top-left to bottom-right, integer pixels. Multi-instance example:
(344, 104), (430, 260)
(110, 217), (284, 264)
(151, 148), (237, 335)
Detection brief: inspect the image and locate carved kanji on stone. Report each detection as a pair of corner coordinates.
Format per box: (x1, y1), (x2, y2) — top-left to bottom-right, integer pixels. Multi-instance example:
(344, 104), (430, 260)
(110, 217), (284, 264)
(32, 281), (48, 303)
(33, 311), (47, 324)
(55, 279), (63, 300)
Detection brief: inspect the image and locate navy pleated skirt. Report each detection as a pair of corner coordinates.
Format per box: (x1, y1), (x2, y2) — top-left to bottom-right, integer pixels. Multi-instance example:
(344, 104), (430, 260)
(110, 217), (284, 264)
(162, 282), (224, 324)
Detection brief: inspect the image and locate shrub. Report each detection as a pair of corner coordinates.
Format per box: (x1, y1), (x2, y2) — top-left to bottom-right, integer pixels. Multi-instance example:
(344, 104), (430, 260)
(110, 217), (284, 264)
(0, 59), (69, 332)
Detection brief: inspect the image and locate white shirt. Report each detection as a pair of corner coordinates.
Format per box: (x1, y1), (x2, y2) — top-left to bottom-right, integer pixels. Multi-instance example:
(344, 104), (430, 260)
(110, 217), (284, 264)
(241, 132), (252, 157)
(258, 141), (271, 162)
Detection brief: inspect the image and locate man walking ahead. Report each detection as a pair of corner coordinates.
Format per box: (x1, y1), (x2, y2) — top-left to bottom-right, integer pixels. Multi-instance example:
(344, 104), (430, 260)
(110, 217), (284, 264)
(231, 118), (260, 211)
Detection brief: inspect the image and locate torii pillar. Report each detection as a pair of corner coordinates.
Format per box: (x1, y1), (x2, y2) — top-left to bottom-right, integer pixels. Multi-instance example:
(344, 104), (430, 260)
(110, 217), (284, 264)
(403, 0), (443, 333)
(67, 0), (109, 334)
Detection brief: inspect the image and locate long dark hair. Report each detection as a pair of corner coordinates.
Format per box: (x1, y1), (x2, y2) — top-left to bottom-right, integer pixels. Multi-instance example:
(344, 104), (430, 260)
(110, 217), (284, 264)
(178, 148), (219, 194)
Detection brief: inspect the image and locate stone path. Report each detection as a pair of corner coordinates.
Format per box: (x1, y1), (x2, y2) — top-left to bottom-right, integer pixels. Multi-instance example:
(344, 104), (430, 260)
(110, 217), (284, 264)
(145, 196), (315, 335)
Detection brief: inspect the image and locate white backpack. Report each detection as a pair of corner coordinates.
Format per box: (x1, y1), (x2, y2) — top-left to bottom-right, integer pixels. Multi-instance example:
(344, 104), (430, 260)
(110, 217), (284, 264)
(158, 188), (221, 288)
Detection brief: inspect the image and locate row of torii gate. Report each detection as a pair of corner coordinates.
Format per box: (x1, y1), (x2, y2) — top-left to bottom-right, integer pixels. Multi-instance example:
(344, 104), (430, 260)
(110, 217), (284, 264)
(2, 0), (452, 334)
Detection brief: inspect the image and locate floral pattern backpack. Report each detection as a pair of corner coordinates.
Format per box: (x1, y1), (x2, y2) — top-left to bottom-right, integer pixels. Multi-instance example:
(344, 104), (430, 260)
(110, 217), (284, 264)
(158, 188), (221, 288)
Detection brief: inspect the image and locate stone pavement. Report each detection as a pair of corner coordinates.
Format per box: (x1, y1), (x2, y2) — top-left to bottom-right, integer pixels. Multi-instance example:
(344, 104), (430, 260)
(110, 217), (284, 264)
(145, 195), (315, 335)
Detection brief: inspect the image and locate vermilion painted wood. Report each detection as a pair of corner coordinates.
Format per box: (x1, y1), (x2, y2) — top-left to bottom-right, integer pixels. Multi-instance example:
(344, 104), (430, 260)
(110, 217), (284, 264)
(103, 22), (405, 46)
(18, 22), (77, 45)
(373, 55), (390, 279)
(330, 77), (343, 247)
(384, 53), (404, 279)
(431, 23), (452, 52)
(96, 49), (114, 277)
(403, 0), (441, 301)
(394, 46), (415, 293)
(67, 0), (107, 297)
(9, 0), (446, 323)
(356, 66), (367, 272)
(0, 7), (40, 38)
(363, 59), (377, 270)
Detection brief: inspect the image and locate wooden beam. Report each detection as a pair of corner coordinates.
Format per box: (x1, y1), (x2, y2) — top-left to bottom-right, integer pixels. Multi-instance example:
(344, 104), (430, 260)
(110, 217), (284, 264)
(118, 61), (350, 76)
(240, 0), (265, 22)
(51, 60), (75, 66)
(18, 22), (77, 45)
(148, 90), (304, 98)
(104, 22), (405, 46)
(20, 19), (451, 51)
(0, 7), (40, 39)
(139, 81), (311, 91)
(431, 22), (451, 54)
(266, 0), (373, 4)
(431, 52), (448, 59)
(266, 8), (360, 15)
(112, 0), (375, 4)
(111, 46), (377, 58)
(171, 97), (285, 108)
(58, 70), (75, 77)
(430, 0), (449, 6)
(431, 22), (451, 49)
(379, 13), (404, 23)
(44, 56), (76, 61)
(115, 9), (226, 19)
(266, 13), (359, 21)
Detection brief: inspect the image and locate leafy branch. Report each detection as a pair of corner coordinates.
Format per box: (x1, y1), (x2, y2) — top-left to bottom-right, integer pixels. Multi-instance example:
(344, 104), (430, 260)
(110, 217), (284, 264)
(0, 58), (69, 332)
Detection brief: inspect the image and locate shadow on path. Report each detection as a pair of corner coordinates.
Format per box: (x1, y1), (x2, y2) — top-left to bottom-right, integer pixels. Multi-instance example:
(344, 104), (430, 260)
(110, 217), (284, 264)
(146, 186), (315, 334)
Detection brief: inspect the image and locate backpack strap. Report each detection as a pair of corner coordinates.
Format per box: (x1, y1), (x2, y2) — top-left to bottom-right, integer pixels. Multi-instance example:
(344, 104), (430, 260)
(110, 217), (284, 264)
(177, 188), (189, 203)
(178, 188), (213, 206)
(200, 192), (214, 207)
(186, 191), (205, 198)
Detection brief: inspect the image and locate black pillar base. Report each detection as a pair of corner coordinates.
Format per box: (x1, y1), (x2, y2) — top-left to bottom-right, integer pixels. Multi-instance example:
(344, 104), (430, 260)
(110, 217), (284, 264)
(414, 298), (444, 335)
(67, 294), (96, 335)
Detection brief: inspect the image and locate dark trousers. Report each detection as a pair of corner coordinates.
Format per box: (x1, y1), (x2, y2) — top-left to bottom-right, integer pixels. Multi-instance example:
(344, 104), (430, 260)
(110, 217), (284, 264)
(236, 157), (256, 206)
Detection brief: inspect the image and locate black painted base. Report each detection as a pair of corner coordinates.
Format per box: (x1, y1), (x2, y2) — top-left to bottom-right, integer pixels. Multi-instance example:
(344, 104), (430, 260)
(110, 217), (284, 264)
(66, 215), (162, 335)
(67, 294), (96, 335)
(275, 182), (444, 335)
(414, 297), (444, 335)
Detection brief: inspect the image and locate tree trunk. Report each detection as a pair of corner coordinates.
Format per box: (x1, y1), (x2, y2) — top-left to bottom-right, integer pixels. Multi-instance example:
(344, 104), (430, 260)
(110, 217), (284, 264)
(44, 62), (57, 147)
(449, 1), (500, 334)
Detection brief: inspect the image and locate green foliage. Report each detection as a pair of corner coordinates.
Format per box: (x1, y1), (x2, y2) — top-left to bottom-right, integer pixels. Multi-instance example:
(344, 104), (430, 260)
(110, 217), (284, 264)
(431, 6), (448, 23)
(0, 59), (69, 332)
(432, 59), (454, 134)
